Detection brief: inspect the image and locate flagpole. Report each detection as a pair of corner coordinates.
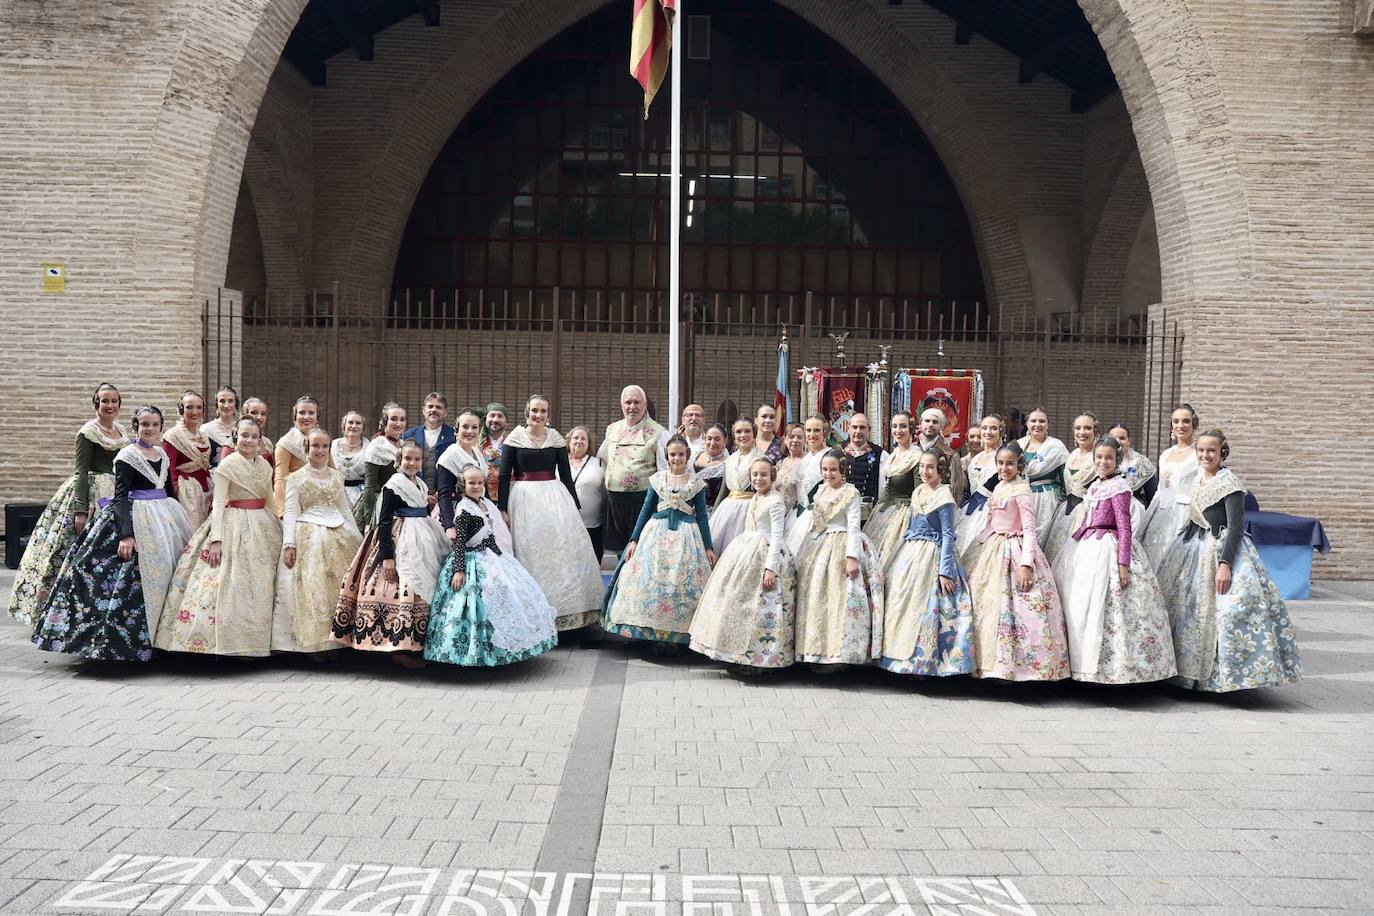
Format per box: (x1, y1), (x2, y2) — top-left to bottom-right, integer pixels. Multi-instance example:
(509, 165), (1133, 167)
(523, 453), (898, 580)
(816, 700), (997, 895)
(667, 0), (683, 425)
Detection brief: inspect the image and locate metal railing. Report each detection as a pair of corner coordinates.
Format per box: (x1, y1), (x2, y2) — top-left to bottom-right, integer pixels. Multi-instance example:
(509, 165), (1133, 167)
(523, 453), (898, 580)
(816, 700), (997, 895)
(205, 286), (1183, 454)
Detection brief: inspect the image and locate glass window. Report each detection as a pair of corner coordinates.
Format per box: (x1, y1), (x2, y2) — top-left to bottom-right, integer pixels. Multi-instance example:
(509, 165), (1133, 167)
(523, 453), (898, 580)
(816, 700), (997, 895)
(392, 0), (984, 318)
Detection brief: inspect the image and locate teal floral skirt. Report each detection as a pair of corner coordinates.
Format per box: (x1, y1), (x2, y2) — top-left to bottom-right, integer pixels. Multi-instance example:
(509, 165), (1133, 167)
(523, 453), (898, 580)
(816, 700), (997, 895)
(424, 548), (558, 666)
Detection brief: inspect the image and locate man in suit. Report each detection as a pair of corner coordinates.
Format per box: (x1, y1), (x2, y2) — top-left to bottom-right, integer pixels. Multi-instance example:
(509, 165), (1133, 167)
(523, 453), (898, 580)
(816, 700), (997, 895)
(403, 391), (455, 490)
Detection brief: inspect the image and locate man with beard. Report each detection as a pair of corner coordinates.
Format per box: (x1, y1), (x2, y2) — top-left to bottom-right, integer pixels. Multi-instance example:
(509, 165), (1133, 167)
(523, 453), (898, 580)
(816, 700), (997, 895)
(598, 384), (666, 555)
(917, 406), (966, 504)
(480, 402), (509, 501)
(402, 391), (454, 490)
(658, 402), (708, 465)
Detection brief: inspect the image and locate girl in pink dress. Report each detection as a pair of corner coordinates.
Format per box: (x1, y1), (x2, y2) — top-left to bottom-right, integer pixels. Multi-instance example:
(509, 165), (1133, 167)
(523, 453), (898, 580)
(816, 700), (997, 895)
(966, 443), (1070, 681)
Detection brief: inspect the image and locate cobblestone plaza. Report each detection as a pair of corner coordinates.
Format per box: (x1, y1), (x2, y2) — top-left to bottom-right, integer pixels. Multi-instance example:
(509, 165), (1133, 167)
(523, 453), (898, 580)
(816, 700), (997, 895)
(2, 571), (1371, 915)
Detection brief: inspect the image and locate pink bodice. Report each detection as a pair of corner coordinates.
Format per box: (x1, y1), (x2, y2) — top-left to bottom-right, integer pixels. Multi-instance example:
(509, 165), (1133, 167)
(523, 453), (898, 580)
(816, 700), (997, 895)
(1072, 490), (1133, 567)
(978, 492), (1038, 567)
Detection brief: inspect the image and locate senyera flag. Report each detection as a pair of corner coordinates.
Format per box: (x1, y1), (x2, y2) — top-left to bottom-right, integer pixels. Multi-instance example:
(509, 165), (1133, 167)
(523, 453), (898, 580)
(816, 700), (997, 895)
(631, 0), (677, 117)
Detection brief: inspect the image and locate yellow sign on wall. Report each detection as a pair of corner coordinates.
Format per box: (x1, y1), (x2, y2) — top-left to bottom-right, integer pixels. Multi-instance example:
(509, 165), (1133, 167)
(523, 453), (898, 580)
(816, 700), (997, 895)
(43, 263), (65, 293)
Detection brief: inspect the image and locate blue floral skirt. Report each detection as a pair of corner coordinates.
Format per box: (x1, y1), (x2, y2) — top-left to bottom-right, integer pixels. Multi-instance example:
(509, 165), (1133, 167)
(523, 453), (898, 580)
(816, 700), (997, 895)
(877, 538), (974, 676)
(425, 549), (558, 666)
(1157, 531), (1300, 692)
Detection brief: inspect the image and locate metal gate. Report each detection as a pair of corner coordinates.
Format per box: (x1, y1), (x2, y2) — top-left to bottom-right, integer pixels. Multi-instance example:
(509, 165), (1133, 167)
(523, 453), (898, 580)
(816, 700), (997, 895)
(203, 286), (1183, 454)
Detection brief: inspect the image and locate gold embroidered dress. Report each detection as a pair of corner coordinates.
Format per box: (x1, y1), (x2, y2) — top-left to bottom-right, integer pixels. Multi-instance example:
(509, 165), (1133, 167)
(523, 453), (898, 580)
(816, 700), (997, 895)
(690, 490), (797, 668)
(272, 426), (315, 518)
(163, 423), (213, 530)
(156, 453), (281, 656)
(793, 483), (885, 665)
(272, 466), (362, 652)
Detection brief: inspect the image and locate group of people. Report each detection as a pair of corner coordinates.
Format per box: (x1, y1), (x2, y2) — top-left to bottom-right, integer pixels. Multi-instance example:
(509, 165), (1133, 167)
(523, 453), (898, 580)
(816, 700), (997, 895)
(7, 382), (1300, 693)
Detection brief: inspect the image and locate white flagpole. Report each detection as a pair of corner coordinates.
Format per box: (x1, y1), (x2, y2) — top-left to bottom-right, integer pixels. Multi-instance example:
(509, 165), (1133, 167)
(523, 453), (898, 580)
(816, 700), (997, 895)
(667, 2), (683, 424)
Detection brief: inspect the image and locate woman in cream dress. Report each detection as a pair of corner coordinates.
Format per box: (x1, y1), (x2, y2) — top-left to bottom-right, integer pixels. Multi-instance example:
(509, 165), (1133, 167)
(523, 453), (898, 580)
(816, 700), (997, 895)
(709, 418), (763, 555)
(1042, 413), (1102, 563)
(332, 411), (369, 507)
(1141, 404), (1202, 568)
(273, 396), (323, 517)
(273, 429), (362, 653)
(774, 423), (807, 512)
(863, 411), (921, 572)
(163, 390), (214, 530)
(784, 416), (831, 556)
(156, 418), (281, 656)
(691, 458), (797, 670)
(793, 450), (885, 667)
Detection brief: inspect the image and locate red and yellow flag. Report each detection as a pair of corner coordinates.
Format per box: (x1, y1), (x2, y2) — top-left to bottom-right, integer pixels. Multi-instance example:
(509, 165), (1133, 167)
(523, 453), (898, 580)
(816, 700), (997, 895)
(630, 0), (676, 118)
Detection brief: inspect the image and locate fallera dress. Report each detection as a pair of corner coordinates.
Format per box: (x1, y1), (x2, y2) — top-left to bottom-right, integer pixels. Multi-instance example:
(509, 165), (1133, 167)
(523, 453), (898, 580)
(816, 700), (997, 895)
(163, 423), (213, 530)
(7, 418), (126, 627)
(955, 451), (999, 561)
(1018, 435), (1069, 534)
(877, 483), (975, 676)
(1141, 444), (1201, 570)
(425, 495), (559, 666)
(602, 472), (715, 645)
(272, 427), (314, 518)
(155, 452), (281, 656)
(1051, 475), (1177, 684)
(499, 426), (605, 631)
(331, 438), (369, 507)
(793, 482), (885, 666)
(1042, 448), (1098, 563)
(351, 436), (399, 531)
(966, 477), (1070, 681)
(333, 472), (449, 653)
(783, 450), (826, 557)
(272, 466), (362, 653)
(1156, 469), (1301, 692)
(34, 444), (192, 661)
(708, 446), (763, 556)
(690, 490), (797, 669)
(862, 443), (921, 574)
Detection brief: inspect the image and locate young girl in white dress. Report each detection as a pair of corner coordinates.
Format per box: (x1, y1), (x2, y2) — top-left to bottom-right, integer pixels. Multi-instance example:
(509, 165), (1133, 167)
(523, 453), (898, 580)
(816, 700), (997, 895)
(784, 416), (831, 556)
(426, 466), (559, 667)
(792, 450), (885, 668)
(1141, 403), (1202, 568)
(331, 411), (369, 507)
(691, 458), (797, 671)
(956, 414), (1004, 560)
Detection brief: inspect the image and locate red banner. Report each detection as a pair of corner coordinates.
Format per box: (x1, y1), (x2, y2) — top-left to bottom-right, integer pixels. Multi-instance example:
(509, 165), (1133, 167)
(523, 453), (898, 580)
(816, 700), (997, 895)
(901, 372), (974, 450)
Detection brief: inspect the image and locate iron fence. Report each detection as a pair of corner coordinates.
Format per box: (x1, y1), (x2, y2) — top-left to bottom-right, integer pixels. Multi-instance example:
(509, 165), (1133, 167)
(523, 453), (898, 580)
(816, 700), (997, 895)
(204, 287), (1183, 454)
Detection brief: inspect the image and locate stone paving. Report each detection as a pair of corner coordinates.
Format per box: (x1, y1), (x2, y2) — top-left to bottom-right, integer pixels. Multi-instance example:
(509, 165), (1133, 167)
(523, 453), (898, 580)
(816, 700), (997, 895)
(0, 568), (1372, 915)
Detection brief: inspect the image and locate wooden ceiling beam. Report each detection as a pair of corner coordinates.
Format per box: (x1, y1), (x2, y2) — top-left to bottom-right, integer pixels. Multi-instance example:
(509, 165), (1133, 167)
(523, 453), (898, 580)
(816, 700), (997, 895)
(1018, 14), (1078, 83)
(955, 0), (998, 45)
(322, 0), (374, 61)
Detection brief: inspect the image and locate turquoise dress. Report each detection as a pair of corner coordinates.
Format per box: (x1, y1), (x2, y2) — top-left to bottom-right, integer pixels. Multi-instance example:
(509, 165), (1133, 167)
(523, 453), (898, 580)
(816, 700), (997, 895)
(424, 496), (558, 666)
(602, 472), (715, 644)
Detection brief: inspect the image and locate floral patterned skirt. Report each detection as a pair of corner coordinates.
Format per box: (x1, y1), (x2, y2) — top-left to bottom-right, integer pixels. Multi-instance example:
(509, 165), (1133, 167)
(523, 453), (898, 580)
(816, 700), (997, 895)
(690, 531), (797, 668)
(7, 472), (114, 628)
(332, 523), (431, 652)
(1052, 533), (1176, 684)
(793, 531), (884, 665)
(877, 538), (974, 676)
(155, 508), (281, 656)
(272, 521), (362, 653)
(603, 517), (711, 644)
(425, 549), (558, 666)
(1157, 531), (1300, 692)
(863, 500), (913, 577)
(31, 502), (163, 662)
(966, 533), (1070, 681)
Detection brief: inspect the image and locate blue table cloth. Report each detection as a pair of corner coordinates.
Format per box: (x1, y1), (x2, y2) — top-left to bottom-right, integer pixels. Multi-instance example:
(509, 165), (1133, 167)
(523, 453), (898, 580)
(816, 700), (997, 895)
(1244, 509), (1330, 600)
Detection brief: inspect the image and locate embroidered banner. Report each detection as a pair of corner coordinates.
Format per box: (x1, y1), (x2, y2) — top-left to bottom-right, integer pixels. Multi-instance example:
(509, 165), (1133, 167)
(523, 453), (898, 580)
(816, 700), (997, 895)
(894, 371), (977, 451)
(798, 367), (868, 445)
